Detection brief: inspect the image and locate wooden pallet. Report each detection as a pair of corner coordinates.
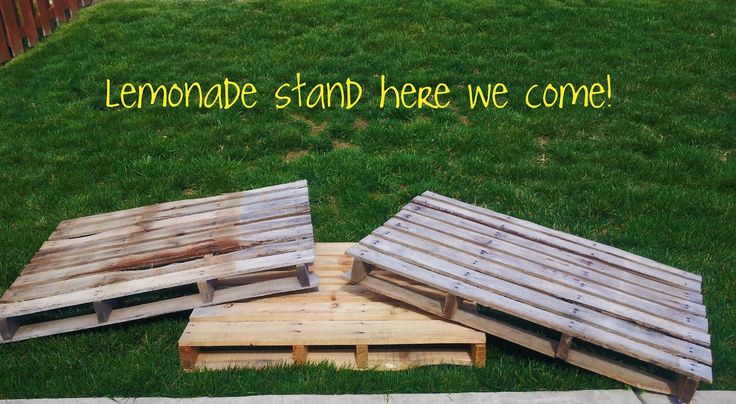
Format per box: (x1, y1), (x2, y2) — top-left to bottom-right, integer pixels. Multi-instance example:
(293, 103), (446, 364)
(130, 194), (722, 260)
(345, 191), (711, 403)
(178, 242), (486, 371)
(0, 180), (317, 343)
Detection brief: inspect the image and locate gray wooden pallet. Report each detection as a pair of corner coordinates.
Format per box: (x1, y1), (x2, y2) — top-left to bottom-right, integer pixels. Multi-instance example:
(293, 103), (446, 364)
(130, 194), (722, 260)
(0, 180), (317, 343)
(345, 191), (711, 403)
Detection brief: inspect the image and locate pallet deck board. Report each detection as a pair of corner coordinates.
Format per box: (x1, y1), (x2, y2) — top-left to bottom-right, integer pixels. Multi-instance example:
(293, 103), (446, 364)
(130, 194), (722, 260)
(345, 191), (712, 399)
(178, 243), (487, 371)
(0, 180), (317, 343)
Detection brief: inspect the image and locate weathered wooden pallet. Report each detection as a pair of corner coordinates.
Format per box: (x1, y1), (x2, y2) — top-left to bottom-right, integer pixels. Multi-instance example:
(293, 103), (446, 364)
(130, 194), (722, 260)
(0, 180), (317, 343)
(178, 243), (486, 371)
(345, 191), (711, 403)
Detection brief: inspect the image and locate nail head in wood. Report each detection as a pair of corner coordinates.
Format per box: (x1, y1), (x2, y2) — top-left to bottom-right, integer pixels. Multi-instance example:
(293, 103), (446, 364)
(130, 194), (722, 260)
(293, 345), (308, 365)
(0, 317), (19, 341)
(355, 344), (369, 369)
(296, 264), (311, 287)
(197, 279), (218, 303)
(556, 333), (573, 361)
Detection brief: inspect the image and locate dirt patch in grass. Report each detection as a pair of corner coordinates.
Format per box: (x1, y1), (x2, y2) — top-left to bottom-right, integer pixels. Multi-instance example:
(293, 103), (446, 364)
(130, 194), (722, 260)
(291, 113), (327, 135)
(284, 150), (309, 162)
(311, 121), (327, 134)
(353, 118), (368, 130)
(459, 116), (470, 126)
(332, 140), (353, 149)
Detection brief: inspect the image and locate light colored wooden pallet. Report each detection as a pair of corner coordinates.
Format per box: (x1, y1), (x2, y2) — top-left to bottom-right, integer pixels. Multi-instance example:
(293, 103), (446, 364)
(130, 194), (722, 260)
(345, 192), (711, 403)
(0, 180), (317, 343)
(178, 243), (486, 371)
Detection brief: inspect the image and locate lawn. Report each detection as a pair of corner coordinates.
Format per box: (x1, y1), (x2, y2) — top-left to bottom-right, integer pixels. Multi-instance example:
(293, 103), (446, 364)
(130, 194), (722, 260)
(0, 0), (734, 398)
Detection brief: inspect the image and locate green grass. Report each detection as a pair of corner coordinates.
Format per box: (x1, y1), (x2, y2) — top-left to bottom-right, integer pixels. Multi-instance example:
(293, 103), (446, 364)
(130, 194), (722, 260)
(1, 0), (734, 398)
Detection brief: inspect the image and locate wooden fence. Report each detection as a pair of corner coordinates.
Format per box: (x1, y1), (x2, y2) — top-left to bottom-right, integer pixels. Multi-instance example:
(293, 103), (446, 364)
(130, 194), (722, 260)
(0, 0), (94, 64)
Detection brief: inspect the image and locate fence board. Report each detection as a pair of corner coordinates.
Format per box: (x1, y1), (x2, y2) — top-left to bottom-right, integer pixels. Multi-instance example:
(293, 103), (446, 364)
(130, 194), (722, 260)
(36, 0), (53, 36)
(0, 18), (11, 62)
(54, 0), (68, 23)
(17, 0), (39, 46)
(0, 0), (23, 56)
(67, 0), (78, 16)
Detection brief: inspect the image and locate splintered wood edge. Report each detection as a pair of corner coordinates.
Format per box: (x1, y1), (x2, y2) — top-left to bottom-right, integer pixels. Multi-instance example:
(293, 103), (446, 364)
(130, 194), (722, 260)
(344, 267), (682, 396)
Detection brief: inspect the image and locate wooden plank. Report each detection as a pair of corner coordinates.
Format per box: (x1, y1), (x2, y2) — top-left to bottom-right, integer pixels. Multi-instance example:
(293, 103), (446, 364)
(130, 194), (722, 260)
(190, 301), (436, 322)
(14, 224), (314, 288)
(414, 195), (700, 292)
(34, 198), (310, 260)
(346, 248), (711, 382)
(2, 273), (318, 343)
(354, 273), (679, 394)
(0, 0), (24, 56)
(423, 191), (701, 282)
(35, 0), (52, 36)
(53, 180), (307, 235)
(179, 319), (484, 347)
(17, 0), (39, 46)
(53, 0), (67, 23)
(46, 193), (311, 253)
(400, 205), (703, 308)
(190, 346), (476, 371)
